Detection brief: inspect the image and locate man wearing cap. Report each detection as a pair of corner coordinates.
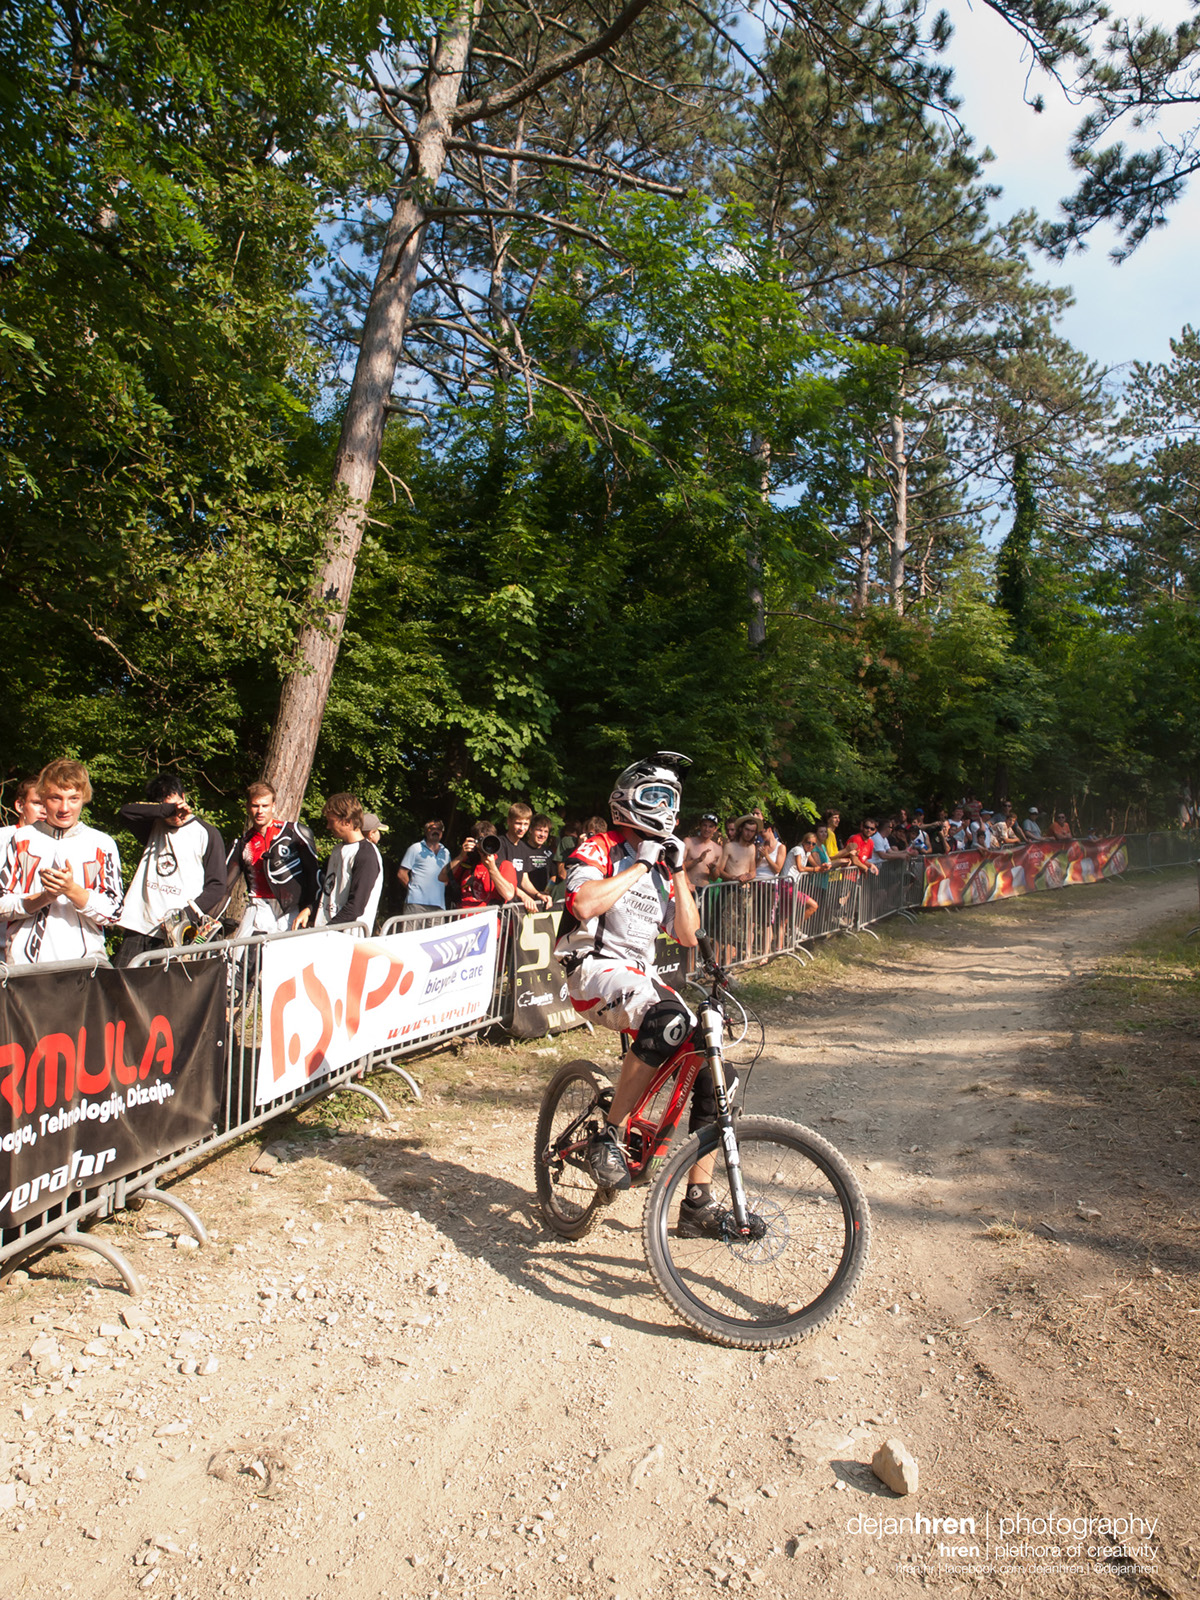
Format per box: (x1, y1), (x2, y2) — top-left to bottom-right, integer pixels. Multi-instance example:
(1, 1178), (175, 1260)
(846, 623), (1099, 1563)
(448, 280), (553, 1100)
(683, 812), (723, 903)
(398, 819), (451, 915)
(1023, 806), (1043, 840)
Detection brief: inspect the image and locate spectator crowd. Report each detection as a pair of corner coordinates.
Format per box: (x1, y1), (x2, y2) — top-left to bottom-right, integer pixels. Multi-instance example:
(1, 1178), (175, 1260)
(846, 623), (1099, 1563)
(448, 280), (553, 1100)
(0, 756), (1100, 971)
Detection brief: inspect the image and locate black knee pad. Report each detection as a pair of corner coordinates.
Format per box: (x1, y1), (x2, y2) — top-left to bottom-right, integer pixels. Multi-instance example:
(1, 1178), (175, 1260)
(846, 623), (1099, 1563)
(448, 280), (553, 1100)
(631, 997), (693, 1068)
(688, 1069), (740, 1133)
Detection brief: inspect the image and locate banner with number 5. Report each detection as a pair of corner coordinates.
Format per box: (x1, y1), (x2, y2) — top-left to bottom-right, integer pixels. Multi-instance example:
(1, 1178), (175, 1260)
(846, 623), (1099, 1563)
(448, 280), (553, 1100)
(256, 912), (499, 1106)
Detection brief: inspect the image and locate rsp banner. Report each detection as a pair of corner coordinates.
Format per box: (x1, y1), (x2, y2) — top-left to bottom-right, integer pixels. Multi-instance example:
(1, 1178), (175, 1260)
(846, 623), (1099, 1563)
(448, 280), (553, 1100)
(257, 912), (499, 1106)
(0, 964), (224, 1229)
(510, 912), (582, 1039)
(923, 837), (1128, 908)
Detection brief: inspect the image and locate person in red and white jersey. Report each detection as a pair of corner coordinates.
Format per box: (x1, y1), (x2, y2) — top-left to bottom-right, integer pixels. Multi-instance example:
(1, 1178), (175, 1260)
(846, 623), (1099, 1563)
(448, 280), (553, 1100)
(0, 759), (123, 965)
(227, 780), (320, 936)
(555, 752), (728, 1228)
(0, 775), (46, 959)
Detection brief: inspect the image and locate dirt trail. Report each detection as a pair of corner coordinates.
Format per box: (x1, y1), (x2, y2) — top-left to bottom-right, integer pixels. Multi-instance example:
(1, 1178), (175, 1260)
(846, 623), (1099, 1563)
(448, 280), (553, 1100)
(2, 874), (1198, 1600)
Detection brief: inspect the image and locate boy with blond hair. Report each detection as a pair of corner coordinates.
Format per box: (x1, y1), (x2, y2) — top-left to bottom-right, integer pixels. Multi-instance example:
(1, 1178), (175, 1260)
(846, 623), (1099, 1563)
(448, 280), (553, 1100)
(0, 760), (123, 965)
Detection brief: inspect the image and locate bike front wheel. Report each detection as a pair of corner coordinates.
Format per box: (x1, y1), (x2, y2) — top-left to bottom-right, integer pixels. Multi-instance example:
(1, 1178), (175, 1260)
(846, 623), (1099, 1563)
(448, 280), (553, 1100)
(534, 1060), (614, 1240)
(643, 1115), (870, 1349)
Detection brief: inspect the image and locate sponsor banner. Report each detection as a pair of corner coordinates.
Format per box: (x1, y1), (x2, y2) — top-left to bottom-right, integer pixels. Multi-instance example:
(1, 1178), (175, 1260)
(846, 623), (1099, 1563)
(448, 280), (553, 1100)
(0, 964), (223, 1229)
(654, 932), (691, 995)
(257, 912), (499, 1106)
(510, 912), (582, 1039)
(923, 838), (1127, 909)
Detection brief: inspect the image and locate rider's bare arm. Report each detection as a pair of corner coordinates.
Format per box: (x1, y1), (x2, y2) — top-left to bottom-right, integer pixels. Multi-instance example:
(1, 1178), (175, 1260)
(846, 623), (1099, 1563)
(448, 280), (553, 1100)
(672, 871), (700, 946)
(569, 863), (653, 922)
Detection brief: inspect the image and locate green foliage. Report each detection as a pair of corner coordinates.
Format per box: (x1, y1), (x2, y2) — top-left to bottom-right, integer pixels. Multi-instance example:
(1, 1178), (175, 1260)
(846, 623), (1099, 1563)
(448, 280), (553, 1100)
(0, 0), (417, 831)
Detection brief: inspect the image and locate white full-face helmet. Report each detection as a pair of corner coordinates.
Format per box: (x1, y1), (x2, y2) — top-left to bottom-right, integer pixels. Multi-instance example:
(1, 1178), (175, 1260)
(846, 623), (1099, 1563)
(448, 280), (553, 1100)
(609, 750), (691, 839)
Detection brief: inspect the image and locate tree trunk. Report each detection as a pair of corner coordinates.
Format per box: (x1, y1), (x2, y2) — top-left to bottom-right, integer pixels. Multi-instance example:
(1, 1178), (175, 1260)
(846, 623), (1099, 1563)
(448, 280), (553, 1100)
(262, 5), (479, 816)
(853, 462), (875, 613)
(747, 437), (770, 648)
(887, 401), (908, 615)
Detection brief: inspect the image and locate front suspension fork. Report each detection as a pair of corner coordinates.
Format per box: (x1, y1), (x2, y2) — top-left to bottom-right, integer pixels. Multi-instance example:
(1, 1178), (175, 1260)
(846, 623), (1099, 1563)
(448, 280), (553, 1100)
(699, 1002), (750, 1231)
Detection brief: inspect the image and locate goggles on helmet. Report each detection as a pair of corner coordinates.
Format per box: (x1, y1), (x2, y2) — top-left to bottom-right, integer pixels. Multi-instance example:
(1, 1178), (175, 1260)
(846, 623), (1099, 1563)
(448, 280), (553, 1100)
(633, 783), (677, 814)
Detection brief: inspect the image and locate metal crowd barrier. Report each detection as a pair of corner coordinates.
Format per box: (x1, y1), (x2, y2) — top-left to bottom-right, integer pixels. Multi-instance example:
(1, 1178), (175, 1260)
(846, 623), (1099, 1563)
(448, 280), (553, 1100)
(0, 905), (520, 1292)
(3, 833), (1194, 1294)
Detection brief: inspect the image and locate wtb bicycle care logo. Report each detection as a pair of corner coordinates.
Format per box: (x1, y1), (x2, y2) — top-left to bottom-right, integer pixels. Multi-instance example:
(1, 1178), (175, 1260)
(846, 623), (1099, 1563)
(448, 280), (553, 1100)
(266, 921), (493, 1086)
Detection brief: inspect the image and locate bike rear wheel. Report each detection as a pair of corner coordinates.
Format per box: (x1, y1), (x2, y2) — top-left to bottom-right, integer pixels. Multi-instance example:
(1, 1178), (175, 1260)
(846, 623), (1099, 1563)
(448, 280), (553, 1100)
(534, 1060), (614, 1240)
(643, 1115), (870, 1349)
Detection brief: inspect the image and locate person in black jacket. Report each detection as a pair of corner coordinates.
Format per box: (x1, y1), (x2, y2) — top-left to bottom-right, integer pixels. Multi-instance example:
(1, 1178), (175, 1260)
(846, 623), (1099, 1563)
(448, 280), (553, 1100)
(114, 774), (228, 967)
(227, 780), (320, 936)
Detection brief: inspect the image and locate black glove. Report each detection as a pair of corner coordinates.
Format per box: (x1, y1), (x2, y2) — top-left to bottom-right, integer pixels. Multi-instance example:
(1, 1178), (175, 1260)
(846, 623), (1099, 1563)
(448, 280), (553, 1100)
(636, 837), (664, 867)
(661, 836), (686, 873)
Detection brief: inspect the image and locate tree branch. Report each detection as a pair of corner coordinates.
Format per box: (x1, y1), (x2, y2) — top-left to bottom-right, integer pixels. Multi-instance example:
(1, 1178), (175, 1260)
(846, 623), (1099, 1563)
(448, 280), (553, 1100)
(444, 136), (686, 194)
(452, 0), (658, 128)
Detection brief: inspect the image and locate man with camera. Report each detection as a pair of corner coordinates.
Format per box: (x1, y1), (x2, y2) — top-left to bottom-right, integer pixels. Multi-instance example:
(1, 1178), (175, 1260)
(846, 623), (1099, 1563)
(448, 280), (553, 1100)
(115, 773), (228, 966)
(449, 820), (538, 911)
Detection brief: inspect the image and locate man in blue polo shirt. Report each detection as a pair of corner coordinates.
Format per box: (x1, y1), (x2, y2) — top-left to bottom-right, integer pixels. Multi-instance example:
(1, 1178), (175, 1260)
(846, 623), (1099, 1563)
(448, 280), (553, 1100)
(398, 819), (451, 914)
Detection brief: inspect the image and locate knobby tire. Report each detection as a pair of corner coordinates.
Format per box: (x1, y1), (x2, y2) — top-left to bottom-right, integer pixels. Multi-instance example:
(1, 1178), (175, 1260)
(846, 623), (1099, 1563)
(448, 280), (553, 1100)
(643, 1115), (870, 1350)
(534, 1060), (613, 1241)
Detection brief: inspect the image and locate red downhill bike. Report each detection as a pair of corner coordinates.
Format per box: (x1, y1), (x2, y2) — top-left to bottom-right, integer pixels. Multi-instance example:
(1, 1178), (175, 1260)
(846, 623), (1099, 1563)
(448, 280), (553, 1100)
(534, 933), (870, 1348)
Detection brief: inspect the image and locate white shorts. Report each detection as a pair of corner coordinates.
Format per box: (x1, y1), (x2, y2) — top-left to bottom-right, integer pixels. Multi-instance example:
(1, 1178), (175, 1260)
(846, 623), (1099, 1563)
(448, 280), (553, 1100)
(236, 899), (299, 938)
(565, 959), (695, 1037)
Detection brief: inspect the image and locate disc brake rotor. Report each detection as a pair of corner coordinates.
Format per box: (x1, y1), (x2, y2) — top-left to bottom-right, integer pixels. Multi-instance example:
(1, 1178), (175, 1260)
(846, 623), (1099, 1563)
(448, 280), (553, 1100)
(721, 1196), (789, 1263)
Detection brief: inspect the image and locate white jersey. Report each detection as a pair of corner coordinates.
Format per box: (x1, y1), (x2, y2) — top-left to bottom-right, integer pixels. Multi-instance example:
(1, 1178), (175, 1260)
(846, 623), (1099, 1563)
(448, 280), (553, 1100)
(0, 820), (123, 965)
(0, 824), (14, 951)
(119, 813), (227, 934)
(554, 829), (677, 968)
(315, 839), (383, 932)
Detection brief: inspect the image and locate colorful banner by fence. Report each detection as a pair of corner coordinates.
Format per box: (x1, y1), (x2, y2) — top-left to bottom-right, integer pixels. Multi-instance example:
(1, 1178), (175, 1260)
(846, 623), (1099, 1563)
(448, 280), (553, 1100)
(0, 964), (224, 1229)
(922, 837), (1128, 908)
(257, 911), (500, 1106)
(510, 912), (583, 1039)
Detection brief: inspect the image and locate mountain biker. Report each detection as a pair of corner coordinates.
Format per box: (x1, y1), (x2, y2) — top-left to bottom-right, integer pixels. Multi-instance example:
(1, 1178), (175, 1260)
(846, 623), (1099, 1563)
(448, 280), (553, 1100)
(554, 751), (728, 1237)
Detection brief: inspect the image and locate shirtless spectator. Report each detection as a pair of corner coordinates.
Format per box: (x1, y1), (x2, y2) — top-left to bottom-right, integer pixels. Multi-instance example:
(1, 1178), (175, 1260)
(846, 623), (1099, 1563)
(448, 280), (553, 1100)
(0, 759), (123, 965)
(713, 815), (759, 957)
(228, 781), (320, 936)
(719, 815), (759, 884)
(684, 812), (723, 903)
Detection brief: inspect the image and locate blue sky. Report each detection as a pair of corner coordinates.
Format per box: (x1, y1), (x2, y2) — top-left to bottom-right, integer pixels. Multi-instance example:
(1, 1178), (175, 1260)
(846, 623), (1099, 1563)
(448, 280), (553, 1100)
(944, 0), (1198, 377)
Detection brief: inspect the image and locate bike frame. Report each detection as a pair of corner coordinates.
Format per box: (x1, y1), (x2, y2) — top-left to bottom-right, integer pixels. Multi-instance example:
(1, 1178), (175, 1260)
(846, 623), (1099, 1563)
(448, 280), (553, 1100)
(551, 944), (756, 1233)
